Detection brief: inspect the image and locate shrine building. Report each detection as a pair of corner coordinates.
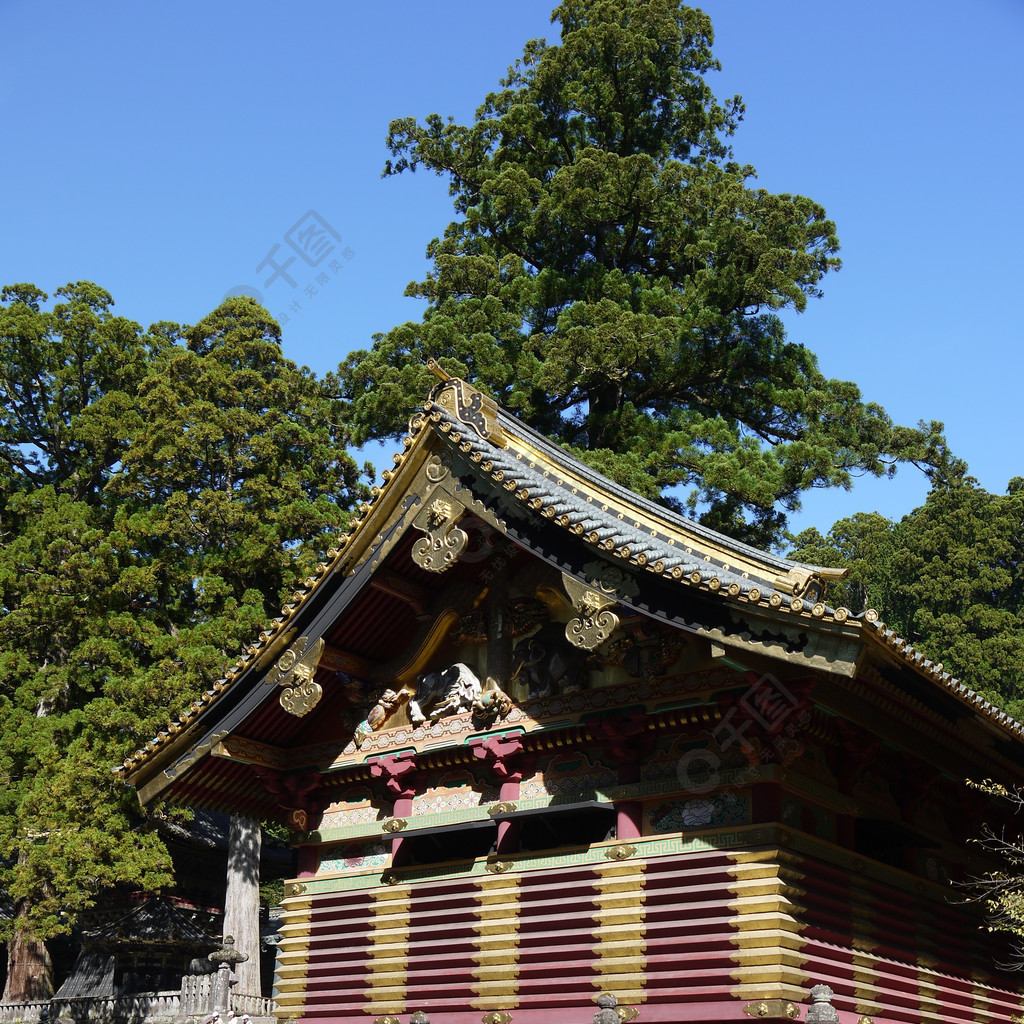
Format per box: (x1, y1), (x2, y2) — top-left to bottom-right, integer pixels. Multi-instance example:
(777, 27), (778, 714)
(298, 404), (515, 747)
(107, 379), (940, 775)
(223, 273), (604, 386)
(120, 368), (1024, 1023)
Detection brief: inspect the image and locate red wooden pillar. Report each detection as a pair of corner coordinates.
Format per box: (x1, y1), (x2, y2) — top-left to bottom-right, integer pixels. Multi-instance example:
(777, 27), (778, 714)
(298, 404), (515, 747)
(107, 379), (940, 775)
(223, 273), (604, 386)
(597, 711), (656, 841)
(369, 751), (421, 867)
(471, 733), (534, 855)
(254, 767), (323, 876)
(296, 846), (319, 879)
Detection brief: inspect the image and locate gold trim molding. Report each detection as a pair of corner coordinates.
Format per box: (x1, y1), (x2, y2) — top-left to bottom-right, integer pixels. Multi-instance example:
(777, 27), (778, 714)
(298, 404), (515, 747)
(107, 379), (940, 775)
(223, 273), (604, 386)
(743, 1000), (799, 1018)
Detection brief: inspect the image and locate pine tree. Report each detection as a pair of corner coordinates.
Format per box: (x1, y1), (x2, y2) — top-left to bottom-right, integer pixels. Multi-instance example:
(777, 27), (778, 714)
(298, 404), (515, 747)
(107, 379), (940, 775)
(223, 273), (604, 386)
(334, 0), (942, 546)
(0, 286), (365, 998)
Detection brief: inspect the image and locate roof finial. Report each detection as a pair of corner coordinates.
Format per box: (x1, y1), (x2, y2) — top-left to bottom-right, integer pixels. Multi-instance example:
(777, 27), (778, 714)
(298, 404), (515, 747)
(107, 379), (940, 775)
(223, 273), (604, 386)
(426, 357), (451, 382)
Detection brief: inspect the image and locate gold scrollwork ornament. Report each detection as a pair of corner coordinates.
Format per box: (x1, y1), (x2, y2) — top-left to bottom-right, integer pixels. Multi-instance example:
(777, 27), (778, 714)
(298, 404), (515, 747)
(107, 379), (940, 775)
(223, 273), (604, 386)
(424, 450), (452, 483)
(279, 679), (323, 717)
(487, 802), (517, 816)
(562, 573), (619, 650)
(268, 636), (325, 717)
(481, 1014), (512, 1024)
(412, 490), (468, 572)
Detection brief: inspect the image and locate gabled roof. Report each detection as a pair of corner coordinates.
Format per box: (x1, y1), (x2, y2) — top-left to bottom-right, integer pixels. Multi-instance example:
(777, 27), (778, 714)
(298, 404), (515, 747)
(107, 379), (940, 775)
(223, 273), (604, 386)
(118, 369), (1024, 809)
(84, 895), (217, 949)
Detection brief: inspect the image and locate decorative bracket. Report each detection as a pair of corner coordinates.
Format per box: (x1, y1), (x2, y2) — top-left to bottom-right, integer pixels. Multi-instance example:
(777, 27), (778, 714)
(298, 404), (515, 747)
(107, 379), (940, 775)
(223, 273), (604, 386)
(562, 573), (619, 650)
(369, 751), (420, 800)
(266, 636), (325, 717)
(412, 489), (468, 572)
(472, 733), (533, 784)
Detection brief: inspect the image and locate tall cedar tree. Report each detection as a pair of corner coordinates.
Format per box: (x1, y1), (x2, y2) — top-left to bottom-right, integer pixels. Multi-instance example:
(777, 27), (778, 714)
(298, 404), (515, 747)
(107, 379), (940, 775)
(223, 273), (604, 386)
(0, 284), (365, 999)
(333, 0), (944, 547)
(789, 475), (1024, 718)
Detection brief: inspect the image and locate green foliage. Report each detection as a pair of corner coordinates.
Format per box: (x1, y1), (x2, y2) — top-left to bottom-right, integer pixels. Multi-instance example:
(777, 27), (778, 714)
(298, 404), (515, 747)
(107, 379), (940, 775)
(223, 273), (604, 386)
(882, 477), (1024, 716)
(790, 476), (1024, 716)
(788, 512), (895, 614)
(334, 0), (942, 546)
(0, 286), (365, 946)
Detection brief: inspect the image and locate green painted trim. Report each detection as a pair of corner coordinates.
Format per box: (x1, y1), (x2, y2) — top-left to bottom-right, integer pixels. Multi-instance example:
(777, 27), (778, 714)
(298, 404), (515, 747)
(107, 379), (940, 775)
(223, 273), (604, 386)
(295, 825), (775, 895)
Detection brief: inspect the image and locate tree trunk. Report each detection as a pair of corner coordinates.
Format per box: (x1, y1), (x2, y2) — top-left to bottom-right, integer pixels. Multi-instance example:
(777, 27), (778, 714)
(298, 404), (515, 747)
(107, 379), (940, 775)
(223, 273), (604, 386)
(222, 814), (262, 996)
(3, 920), (53, 1002)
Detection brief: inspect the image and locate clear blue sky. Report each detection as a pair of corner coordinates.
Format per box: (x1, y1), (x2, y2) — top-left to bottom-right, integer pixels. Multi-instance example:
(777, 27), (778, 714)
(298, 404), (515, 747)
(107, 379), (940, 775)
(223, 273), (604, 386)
(2, 0), (1021, 538)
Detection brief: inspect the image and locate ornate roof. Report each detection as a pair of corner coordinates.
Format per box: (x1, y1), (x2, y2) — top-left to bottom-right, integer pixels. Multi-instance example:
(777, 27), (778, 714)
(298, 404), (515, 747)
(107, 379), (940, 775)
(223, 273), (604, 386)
(118, 369), (1024, 795)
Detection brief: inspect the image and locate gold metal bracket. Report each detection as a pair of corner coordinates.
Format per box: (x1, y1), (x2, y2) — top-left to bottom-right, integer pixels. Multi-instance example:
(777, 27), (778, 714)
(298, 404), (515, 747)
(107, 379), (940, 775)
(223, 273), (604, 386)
(267, 636), (325, 717)
(411, 489), (468, 572)
(604, 844), (637, 861)
(742, 1000), (799, 1019)
(562, 573), (619, 650)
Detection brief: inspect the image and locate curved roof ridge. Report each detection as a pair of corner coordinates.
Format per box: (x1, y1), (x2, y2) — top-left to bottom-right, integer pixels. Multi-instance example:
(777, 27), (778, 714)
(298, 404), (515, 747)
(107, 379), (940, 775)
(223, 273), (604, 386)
(860, 613), (1024, 741)
(491, 402), (827, 578)
(425, 383), (845, 620)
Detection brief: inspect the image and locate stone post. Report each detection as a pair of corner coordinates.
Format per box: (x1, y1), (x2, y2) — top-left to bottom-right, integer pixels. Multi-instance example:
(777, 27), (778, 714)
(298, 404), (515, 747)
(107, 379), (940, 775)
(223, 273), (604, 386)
(805, 983), (840, 1022)
(208, 935), (248, 1016)
(594, 992), (622, 1024)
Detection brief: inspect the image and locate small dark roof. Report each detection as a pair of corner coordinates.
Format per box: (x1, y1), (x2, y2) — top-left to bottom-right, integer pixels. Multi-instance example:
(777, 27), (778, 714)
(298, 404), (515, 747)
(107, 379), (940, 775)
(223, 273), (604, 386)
(84, 896), (217, 950)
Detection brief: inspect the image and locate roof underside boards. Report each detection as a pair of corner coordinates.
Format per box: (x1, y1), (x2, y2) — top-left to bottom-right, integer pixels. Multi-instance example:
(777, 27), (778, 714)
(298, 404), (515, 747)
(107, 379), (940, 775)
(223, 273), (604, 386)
(121, 375), (1024, 807)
